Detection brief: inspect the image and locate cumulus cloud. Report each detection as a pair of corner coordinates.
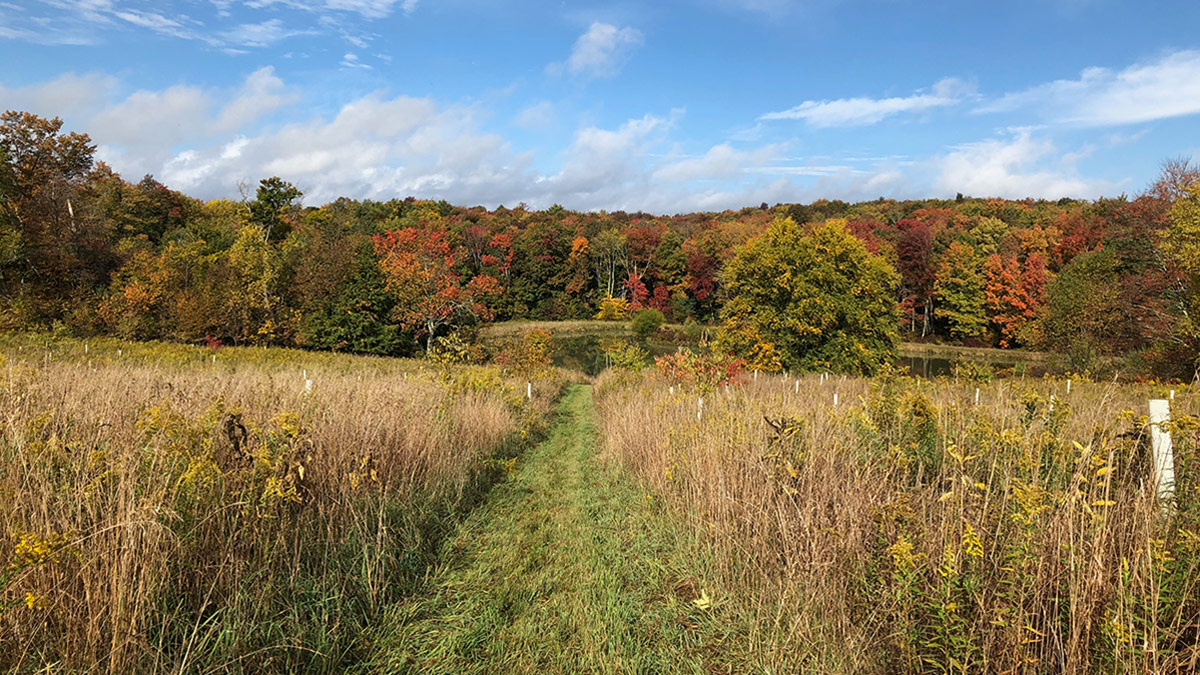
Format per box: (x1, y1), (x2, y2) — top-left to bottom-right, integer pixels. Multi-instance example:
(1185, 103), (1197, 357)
(978, 49), (1200, 126)
(81, 67), (296, 171)
(761, 77), (973, 127)
(931, 129), (1110, 199)
(0, 72), (119, 116)
(549, 22), (644, 79)
(2, 66), (1124, 213)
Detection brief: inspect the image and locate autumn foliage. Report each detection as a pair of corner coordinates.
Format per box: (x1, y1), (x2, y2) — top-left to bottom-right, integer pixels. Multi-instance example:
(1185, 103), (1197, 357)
(2, 111), (1200, 377)
(372, 227), (501, 352)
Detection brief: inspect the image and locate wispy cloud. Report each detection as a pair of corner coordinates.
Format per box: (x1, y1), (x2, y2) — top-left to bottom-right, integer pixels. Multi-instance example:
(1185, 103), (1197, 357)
(977, 49), (1200, 126)
(761, 77), (973, 127)
(548, 22), (644, 79)
(340, 52), (371, 69)
(221, 18), (309, 47)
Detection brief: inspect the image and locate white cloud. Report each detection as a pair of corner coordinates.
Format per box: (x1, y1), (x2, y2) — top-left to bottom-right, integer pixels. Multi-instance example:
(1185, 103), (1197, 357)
(340, 52), (371, 69)
(652, 143), (781, 184)
(931, 129), (1110, 199)
(515, 101), (554, 129)
(216, 66), (297, 130)
(221, 19), (307, 47)
(0, 72), (119, 116)
(550, 22), (644, 79)
(5, 66), (1129, 214)
(761, 77), (973, 127)
(245, 0), (416, 18)
(77, 68), (295, 173)
(979, 50), (1200, 126)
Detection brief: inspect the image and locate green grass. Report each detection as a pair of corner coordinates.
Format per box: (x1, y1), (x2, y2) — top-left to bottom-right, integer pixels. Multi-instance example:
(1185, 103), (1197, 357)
(369, 384), (749, 673)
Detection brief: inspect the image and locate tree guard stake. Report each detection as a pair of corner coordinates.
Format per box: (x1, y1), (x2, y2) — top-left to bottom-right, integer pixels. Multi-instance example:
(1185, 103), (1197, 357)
(1148, 399), (1175, 508)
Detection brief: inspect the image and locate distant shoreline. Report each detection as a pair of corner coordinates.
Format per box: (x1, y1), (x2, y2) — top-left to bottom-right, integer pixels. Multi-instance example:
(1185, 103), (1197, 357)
(481, 320), (1052, 363)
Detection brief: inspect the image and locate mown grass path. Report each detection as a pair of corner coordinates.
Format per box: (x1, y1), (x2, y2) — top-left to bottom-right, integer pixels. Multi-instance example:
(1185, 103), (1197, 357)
(371, 384), (740, 674)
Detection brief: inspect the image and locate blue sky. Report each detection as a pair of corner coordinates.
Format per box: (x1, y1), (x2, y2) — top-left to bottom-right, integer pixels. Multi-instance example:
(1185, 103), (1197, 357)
(2, 0), (1199, 213)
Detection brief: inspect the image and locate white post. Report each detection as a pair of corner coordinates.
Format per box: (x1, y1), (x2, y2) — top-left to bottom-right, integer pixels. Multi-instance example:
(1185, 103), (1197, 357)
(303, 369), (307, 380)
(794, 379), (799, 394)
(754, 369), (758, 381)
(1170, 390), (1176, 401)
(669, 385), (675, 395)
(974, 388), (980, 406)
(697, 397), (704, 421)
(1066, 379), (1071, 394)
(304, 379), (313, 394)
(84, 342), (88, 354)
(117, 348), (122, 358)
(1049, 394), (1055, 413)
(833, 393), (839, 407)
(1149, 399), (1175, 506)
(526, 382), (532, 399)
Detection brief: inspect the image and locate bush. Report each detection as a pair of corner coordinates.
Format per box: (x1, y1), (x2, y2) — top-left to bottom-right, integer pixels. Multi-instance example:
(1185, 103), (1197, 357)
(630, 308), (665, 340)
(595, 296), (629, 321)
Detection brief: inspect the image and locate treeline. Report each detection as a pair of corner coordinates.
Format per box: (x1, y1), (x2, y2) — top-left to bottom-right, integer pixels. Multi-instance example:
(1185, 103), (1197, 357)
(2, 111), (1198, 377)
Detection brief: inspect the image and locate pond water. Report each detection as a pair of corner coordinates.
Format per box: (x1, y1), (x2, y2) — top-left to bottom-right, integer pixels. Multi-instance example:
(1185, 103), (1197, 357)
(551, 335), (682, 376)
(550, 335), (1048, 378)
(897, 354), (1049, 379)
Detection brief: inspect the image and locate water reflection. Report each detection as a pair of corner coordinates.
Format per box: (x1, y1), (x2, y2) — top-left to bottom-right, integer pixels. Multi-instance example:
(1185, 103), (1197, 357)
(897, 355), (1047, 379)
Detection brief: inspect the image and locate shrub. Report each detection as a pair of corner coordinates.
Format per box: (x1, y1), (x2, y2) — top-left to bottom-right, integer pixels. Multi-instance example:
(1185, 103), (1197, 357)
(630, 308), (665, 340)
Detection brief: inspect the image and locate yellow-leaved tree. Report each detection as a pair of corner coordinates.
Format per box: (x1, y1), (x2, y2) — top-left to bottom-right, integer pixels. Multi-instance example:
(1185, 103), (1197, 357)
(715, 218), (899, 375)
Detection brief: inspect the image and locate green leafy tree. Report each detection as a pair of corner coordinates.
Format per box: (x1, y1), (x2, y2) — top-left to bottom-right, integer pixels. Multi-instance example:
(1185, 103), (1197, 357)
(305, 250), (409, 355)
(1040, 248), (1123, 372)
(249, 176), (302, 243)
(1162, 182), (1200, 376)
(934, 241), (987, 340)
(715, 218), (899, 374)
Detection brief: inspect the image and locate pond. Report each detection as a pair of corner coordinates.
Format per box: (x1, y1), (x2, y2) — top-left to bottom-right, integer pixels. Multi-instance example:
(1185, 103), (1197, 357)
(897, 354), (1048, 379)
(550, 335), (1049, 378)
(551, 335), (682, 376)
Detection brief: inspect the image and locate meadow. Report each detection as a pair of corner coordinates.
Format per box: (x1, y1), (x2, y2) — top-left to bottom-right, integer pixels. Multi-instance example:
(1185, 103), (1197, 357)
(596, 366), (1200, 673)
(0, 335), (565, 672)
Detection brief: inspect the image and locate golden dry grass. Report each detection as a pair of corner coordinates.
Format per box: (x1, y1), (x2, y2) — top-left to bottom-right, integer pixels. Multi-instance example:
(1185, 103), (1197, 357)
(0, 335), (564, 672)
(596, 368), (1200, 673)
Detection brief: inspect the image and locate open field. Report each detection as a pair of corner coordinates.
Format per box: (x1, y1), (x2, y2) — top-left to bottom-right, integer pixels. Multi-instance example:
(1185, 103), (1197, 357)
(3, 332), (1198, 673)
(596, 368), (1200, 672)
(0, 335), (567, 672)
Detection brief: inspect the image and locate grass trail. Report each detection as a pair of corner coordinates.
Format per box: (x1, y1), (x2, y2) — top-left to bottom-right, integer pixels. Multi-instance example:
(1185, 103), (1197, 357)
(371, 384), (744, 673)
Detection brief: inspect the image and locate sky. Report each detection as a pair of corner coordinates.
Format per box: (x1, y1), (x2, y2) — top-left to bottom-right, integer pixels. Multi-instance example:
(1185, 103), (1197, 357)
(2, 0), (1200, 213)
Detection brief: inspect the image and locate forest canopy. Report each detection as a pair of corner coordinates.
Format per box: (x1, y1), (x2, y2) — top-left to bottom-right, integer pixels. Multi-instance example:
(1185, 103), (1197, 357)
(2, 110), (1198, 378)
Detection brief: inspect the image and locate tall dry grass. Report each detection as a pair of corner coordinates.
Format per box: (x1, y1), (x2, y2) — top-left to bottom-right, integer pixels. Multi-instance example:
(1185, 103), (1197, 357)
(596, 368), (1200, 673)
(0, 335), (562, 672)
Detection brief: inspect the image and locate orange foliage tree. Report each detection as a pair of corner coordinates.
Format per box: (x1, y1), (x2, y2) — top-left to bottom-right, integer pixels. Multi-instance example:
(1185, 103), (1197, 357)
(373, 227), (501, 353)
(984, 252), (1047, 348)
